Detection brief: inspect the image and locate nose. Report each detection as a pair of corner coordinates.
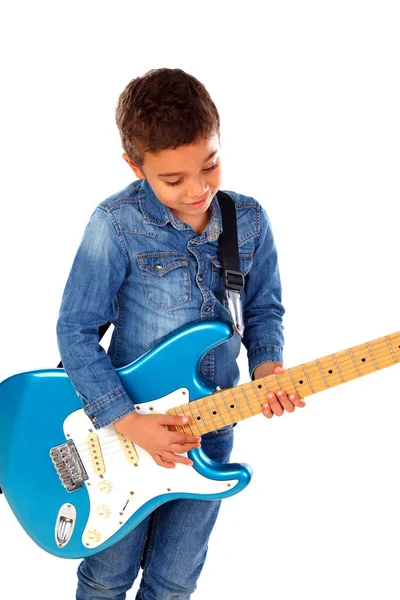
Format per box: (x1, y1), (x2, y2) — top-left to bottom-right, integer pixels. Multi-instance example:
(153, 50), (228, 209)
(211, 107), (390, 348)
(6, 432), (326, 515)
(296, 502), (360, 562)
(187, 183), (209, 200)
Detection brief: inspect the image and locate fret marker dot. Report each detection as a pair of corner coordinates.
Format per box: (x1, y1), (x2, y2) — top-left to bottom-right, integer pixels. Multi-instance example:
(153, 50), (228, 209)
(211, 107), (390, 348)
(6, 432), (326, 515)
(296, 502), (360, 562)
(212, 411), (217, 415)
(361, 358), (366, 362)
(257, 384), (262, 389)
(328, 370), (333, 374)
(230, 405), (235, 409)
(196, 416), (201, 420)
(299, 380), (303, 384)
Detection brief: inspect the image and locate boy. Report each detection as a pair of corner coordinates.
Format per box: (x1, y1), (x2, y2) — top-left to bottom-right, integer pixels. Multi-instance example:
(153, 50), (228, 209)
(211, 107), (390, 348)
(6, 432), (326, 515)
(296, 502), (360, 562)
(57, 67), (305, 600)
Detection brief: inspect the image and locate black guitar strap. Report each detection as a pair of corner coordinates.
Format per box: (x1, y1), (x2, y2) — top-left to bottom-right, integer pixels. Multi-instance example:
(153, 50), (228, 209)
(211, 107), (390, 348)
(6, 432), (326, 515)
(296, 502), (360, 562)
(56, 190), (244, 369)
(215, 190), (244, 337)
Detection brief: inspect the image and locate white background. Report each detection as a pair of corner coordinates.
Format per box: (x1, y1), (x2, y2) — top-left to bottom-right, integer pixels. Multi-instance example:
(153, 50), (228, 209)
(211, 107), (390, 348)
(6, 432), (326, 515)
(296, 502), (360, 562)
(1, 1), (400, 598)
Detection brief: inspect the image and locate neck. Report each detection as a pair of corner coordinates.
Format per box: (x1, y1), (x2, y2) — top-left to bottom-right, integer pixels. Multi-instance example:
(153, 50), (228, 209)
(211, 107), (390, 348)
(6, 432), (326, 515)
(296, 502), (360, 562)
(167, 331), (400, 435)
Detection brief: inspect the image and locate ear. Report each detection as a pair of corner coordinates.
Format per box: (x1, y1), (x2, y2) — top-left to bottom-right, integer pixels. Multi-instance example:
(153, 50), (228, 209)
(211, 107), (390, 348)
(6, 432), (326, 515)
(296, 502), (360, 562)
(122, 153), (145, 180)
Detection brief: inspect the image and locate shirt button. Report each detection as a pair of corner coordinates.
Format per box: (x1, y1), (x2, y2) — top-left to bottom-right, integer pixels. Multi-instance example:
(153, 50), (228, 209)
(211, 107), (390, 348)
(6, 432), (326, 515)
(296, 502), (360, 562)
(198, 275), (203, 281)
(205, 306), (211, 312)
(155, 264), (162, 270)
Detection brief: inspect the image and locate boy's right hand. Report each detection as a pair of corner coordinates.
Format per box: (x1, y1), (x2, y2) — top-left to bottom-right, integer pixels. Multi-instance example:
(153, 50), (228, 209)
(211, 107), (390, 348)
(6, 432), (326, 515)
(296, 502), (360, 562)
(113, 411), (201, 469)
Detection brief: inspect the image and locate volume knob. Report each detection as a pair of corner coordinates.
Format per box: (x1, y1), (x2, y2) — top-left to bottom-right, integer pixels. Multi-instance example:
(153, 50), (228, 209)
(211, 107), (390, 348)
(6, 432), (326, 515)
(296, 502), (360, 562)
(85, 529), (101, 543)
(96, 505), (111, 519)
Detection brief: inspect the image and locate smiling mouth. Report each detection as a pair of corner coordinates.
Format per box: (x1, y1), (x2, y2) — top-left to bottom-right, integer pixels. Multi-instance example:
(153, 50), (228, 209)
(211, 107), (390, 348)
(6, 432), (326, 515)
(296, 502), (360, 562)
(186, 192), (210, 206)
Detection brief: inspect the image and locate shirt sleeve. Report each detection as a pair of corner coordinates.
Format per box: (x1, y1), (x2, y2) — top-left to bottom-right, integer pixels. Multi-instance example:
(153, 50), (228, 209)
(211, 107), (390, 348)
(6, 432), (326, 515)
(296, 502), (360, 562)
(241, 202), (285, 379)
(56, 206), (135, 429)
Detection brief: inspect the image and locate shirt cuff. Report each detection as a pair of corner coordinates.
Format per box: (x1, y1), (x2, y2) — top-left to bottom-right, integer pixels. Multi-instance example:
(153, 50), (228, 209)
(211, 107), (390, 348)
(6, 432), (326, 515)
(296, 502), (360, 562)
(78, 385), (136, 430)
(248, 344), (284, 380)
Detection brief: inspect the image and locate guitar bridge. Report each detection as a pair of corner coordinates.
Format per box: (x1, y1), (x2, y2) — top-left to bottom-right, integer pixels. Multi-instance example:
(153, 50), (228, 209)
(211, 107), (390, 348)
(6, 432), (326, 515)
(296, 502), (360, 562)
(50, 439), (88, 492)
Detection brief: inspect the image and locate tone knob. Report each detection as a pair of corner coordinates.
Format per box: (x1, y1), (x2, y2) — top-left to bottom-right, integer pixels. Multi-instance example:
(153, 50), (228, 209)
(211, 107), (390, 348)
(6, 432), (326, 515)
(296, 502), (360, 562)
(96, 505), (111, 519)
(97, 480), (113, 493)
(85, 529), (101, 543)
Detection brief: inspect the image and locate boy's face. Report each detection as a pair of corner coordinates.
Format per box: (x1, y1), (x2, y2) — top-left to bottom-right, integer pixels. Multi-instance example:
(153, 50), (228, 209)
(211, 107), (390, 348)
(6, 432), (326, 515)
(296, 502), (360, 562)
(123, 133), (222, 222)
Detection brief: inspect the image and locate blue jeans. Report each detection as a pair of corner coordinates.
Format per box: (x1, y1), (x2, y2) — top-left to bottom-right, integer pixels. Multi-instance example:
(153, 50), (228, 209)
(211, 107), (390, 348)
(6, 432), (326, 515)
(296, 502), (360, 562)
(76, 426), (234, 599)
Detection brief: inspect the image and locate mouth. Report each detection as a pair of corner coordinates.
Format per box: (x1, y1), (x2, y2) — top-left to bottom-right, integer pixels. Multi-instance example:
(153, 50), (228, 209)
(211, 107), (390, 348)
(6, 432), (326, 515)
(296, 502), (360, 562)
(186, 192), (210, 207)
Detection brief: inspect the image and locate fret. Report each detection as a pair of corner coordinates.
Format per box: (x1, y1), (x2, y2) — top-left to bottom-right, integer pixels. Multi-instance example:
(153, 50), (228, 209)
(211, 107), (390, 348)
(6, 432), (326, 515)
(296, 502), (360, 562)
(366, 342), (379, 371)
(251, 380), (265, 408)
(170, 406), (191, 435)
(238, 385), (255, 416)
(332, 354), (345, 382)
(224, 388), (244, 423)
(335, 348), (362, 382)
(231, 388), (245, 419)
(252, 377), (273, 404)
(178, 405), (195, 435)
(366, 338), (394, 369)
(262, 377), (271, 392)
(209, 393), (228, 428)
(187, 402), (202, 435)
(302, 364), (315, 393)
(313, 355), (343, 388)
(284, 365), (314, 396)
(348, 348), (362, 377)
(287, 368), (302, 397)
(349, 343), (377, 377)
(270, 372), (296, 397)
(386, 337), (398, 364)
(220, 390), (236, 425)
(194, 400), (210, 433)
(203, 395), (222, 430)
(386, 333), (400, 363)
(316, 359), (329, 388)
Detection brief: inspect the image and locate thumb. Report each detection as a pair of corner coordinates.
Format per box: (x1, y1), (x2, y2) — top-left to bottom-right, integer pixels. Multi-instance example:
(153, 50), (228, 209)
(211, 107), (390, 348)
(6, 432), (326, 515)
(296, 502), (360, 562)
(273, 363), (284, 374)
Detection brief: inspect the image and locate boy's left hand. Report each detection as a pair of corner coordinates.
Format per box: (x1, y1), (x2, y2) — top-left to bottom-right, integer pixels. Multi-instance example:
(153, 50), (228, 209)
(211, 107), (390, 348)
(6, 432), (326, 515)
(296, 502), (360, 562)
(253, 362), (306, 419)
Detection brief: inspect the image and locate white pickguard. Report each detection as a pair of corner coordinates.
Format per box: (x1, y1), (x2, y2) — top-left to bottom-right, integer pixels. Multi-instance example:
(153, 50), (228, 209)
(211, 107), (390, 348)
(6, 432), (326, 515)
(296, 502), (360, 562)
(63, 388), (239, 549)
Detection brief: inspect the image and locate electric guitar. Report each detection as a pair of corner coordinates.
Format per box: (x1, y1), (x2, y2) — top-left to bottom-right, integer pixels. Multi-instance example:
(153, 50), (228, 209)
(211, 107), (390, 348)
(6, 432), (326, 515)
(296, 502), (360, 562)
(0, 320), (398, 559)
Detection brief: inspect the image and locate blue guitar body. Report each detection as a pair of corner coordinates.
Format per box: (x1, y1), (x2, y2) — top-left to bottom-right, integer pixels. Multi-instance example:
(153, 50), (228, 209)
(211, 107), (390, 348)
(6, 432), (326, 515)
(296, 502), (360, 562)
(0, 321), (252, 558)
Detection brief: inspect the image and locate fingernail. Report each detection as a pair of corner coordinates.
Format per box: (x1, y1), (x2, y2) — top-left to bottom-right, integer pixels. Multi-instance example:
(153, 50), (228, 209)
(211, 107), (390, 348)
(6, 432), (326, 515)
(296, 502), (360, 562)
(182, 417), (189, 423)
(289, 394), (295, 400)
(277, 391), (283, 397)
(263, 403), (270, 409)
(267, 393), (274, 399)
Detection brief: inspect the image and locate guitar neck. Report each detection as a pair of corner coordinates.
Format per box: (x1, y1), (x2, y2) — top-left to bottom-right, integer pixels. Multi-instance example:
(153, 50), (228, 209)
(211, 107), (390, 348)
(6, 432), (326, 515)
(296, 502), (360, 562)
(168, 331), (400, 436)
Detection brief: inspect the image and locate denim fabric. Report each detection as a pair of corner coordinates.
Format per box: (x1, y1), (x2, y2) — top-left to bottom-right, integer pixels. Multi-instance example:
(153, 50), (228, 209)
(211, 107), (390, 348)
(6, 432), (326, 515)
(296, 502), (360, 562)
(57, 178), (284, 430)
(76, 427), (234, 600)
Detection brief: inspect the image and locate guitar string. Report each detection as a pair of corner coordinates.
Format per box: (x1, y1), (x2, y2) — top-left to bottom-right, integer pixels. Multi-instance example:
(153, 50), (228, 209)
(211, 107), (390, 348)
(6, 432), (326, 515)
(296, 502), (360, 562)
(70, 340), (399, 459)
(74, 345), (400, 469)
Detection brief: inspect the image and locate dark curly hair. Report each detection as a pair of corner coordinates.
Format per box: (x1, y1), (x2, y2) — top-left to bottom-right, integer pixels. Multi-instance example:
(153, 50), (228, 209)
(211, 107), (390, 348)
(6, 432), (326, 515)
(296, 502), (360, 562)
(115, 68), (220, 169)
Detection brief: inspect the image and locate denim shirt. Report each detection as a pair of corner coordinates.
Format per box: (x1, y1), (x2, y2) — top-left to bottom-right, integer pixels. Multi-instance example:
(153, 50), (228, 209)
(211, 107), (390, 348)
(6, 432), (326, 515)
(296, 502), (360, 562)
(56, 179), (285, 430)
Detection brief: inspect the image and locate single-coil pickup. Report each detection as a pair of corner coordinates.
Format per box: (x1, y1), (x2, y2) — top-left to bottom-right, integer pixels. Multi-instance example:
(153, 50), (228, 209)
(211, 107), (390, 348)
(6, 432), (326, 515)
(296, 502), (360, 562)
(116, 432), (139, 465)
(87, 433), (105, 475)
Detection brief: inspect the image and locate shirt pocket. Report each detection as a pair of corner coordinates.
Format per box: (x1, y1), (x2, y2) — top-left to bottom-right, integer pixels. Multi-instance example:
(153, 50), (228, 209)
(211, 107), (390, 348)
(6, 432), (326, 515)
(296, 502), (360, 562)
(209, 253), (253, 302)
(137, 252), (191, 308)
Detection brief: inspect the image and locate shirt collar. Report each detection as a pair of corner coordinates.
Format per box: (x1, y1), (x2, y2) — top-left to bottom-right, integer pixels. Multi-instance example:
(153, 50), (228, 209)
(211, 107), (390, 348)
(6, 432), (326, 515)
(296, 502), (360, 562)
(138, 178), (222, 242)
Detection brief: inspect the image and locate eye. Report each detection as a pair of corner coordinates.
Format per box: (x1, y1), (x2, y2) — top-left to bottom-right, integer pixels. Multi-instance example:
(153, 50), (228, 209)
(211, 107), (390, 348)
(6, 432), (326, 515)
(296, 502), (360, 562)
(165, 161), (219, 187)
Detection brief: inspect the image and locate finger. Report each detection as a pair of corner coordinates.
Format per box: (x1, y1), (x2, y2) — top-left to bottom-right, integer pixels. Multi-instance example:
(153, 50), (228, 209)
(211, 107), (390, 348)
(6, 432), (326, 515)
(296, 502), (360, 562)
(153, 454), (175, 469)
(273, 363), (284, 374)
(288, 394), (306, 407)
(169, 442), (201, 453)
(162, 451), (193, 466)
(266, 393), (284, 416)
(276, 390), (295, 413)
(172, 433), (202, 445)
(160, 414), (192, 430)
(262, 402), (274, 419)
